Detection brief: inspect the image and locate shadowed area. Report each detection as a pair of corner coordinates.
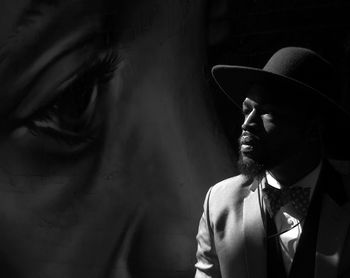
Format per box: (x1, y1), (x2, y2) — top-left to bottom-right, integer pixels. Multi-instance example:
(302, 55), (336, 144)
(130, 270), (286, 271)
(0, 0), (236, 277)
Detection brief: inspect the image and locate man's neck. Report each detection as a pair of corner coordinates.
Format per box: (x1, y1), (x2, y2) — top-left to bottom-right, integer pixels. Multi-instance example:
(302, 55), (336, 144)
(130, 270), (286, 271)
(268, 148), (322, 188)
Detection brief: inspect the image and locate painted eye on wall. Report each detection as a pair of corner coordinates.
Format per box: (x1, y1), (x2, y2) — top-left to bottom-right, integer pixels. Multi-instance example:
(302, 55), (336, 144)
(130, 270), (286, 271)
(22, 53), (119, 147)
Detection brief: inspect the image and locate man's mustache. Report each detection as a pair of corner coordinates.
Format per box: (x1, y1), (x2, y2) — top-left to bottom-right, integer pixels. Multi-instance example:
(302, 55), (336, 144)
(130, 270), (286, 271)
(239, 131), (260, 145)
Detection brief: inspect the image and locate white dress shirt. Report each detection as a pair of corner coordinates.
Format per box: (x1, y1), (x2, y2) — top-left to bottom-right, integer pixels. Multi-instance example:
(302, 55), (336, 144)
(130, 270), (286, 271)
(264, 161), (322, 274)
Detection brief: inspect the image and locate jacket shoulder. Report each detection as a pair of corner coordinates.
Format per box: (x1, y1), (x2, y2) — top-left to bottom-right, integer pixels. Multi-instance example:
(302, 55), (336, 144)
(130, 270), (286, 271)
(211, 174), (252, 197)
(207, 174), (252, 211)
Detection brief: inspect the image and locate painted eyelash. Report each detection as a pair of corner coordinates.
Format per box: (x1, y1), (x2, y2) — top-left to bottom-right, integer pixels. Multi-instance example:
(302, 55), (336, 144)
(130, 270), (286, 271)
(27, 123), (96, 146)
(25, 51), (119, 146)
(87, 52), (120, 84)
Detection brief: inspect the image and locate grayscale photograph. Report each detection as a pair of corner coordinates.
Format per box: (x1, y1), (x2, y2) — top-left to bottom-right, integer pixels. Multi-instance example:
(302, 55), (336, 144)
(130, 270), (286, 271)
(0, 0), (349, 277)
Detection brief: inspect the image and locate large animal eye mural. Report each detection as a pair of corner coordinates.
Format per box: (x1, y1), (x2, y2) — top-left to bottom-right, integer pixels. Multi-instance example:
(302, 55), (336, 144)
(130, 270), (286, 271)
(15, 52), (118, 149)
(0, 1), (235, 277)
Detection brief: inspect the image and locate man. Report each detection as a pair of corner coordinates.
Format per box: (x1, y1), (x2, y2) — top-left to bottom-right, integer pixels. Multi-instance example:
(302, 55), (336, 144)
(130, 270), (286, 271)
(195, 47), (350, 278)
(0, 1), (234, 277)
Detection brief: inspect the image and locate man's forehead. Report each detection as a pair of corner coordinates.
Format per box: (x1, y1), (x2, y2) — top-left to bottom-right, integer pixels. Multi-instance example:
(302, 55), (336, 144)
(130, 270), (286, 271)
(244, 83), (301, 106)
(246, 83), (276, 102)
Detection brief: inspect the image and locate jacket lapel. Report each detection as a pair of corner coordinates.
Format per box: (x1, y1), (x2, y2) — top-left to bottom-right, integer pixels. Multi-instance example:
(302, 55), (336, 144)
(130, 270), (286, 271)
(242, 161), (350, 278)
(315, 161), (350, 278)
(243, 179), (266, 278)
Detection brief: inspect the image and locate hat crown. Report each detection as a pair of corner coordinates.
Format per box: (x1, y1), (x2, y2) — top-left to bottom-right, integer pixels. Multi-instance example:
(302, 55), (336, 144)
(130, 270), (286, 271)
(263, 47), (336, 99)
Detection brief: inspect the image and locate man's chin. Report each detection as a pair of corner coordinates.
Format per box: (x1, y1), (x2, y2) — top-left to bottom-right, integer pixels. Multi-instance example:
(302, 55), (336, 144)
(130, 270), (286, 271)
(237, 153), (265, 179)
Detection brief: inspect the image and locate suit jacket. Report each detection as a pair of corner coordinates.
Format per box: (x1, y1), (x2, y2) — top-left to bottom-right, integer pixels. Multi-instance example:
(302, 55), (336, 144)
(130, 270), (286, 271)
(195, 161), (350, 278)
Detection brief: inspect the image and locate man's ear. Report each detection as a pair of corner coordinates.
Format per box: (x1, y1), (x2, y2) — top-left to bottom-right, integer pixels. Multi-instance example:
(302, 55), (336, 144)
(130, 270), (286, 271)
(306, 118), (324, 143)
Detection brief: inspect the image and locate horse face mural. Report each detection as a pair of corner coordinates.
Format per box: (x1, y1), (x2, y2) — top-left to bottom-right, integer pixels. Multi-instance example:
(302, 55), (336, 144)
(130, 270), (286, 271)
(0, 0), (235, 277)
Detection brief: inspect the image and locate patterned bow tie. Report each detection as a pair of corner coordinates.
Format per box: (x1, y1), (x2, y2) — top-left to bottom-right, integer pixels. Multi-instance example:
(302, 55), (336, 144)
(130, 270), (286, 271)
(262, 185), (311, 218)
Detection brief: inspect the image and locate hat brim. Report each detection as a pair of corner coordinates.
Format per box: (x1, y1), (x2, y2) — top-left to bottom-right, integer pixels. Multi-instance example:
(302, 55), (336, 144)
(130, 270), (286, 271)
(212, 64), (350, 160)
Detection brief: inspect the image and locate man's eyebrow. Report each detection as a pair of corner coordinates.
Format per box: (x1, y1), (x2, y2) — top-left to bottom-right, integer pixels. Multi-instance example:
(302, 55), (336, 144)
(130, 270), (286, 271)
(242, 98), (256, 107)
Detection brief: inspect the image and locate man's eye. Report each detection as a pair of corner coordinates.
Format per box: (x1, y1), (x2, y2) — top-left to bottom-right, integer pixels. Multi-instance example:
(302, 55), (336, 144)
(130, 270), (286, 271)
(24, 54), (118, 146)
(242, 107), (250, 116)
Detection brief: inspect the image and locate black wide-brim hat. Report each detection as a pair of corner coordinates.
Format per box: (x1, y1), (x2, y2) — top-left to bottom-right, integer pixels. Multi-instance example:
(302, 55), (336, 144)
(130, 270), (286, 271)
(212, 47), (350, 160)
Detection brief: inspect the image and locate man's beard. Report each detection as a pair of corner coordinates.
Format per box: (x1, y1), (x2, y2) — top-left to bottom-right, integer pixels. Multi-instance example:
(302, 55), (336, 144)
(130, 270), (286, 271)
(237, 152), (265, 179)
(237, 132), (266, 179)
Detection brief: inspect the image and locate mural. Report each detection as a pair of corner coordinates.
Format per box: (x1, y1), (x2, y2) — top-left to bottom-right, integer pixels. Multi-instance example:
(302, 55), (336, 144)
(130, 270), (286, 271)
(0, 1), (235, 277)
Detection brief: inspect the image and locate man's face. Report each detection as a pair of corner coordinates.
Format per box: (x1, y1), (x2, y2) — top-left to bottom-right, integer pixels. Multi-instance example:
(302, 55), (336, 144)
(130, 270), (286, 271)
(238, 84), (310, 177)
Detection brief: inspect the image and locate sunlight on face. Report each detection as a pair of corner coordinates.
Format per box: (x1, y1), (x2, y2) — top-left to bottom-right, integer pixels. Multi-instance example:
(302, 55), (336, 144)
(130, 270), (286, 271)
(238, 84), (314, 176)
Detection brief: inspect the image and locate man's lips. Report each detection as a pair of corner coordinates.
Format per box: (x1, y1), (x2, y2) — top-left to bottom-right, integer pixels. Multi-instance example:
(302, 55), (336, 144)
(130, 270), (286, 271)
(240, 144), (254, 152)
(241, 137), (256, 145)
(239, 132), (260, 152)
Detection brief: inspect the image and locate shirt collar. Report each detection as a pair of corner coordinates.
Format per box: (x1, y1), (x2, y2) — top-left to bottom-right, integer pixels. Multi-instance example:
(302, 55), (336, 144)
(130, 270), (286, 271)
(265, 161), (323, 198)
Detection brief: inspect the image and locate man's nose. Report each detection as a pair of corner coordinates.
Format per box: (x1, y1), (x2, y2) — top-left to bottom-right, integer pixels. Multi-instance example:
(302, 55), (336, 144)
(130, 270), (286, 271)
(241, 109), (258, 131)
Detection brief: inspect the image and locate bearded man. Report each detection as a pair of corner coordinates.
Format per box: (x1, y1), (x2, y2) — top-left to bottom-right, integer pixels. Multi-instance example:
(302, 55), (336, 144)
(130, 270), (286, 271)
(195, 47), (350, 278)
